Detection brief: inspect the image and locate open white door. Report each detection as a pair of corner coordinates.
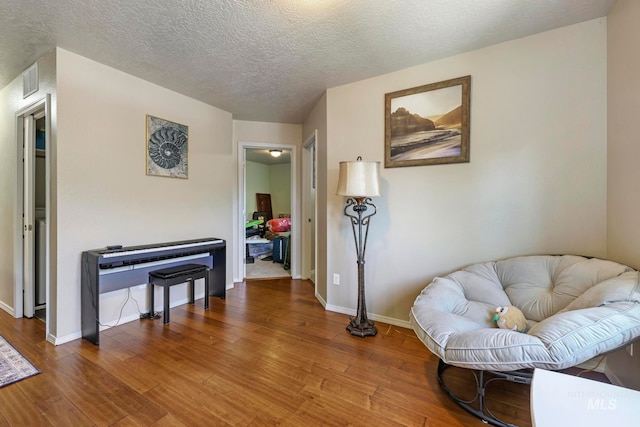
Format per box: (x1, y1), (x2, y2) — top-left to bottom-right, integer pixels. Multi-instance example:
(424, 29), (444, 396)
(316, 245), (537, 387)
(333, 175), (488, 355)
(23, 114), (36, 318)
(303, 131), (317, 284)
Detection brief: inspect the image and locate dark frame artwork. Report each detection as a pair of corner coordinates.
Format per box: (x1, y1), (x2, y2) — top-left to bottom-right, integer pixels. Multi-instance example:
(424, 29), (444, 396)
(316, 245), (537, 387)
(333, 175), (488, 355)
(385, 75), (470, 168)
(146, 114), (189, 178)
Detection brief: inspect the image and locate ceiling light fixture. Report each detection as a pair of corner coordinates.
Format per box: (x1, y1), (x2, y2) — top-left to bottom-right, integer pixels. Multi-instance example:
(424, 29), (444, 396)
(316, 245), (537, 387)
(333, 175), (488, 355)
(269, 149), (282, 158)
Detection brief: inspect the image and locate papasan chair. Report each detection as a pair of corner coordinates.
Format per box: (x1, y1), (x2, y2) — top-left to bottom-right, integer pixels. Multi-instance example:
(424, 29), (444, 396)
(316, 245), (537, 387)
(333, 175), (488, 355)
(409, 255), (640, 427)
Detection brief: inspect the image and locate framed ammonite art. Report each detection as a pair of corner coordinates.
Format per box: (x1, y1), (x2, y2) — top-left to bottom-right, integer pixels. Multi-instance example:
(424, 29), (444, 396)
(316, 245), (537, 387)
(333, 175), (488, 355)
(145, 114), (189, 178)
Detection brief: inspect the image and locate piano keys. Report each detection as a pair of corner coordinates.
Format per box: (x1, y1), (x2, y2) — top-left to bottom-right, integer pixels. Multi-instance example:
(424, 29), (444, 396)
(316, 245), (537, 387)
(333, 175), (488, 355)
(81, 237), (226, 345)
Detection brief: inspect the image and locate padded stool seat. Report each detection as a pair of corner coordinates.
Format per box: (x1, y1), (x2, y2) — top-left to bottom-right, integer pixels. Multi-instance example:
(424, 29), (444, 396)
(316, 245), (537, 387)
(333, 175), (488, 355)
(149, 263), (209, 323)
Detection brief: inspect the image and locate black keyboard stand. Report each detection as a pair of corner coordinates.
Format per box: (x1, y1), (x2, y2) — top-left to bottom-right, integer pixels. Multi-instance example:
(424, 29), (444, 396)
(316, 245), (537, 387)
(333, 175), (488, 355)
(81, 238), (226, 345)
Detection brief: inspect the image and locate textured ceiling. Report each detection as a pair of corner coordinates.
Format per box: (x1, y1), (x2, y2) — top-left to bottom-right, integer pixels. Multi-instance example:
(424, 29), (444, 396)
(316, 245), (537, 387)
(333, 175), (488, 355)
(0, 0), (615, 123)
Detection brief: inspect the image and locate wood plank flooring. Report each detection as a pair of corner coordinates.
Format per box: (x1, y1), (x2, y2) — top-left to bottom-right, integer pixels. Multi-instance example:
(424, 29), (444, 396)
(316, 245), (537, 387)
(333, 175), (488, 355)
(0, 279), (533, 426)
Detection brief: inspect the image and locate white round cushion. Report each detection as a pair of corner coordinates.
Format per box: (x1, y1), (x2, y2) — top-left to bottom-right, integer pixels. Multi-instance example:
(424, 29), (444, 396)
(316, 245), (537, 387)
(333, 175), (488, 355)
(409, 255), (640, 371)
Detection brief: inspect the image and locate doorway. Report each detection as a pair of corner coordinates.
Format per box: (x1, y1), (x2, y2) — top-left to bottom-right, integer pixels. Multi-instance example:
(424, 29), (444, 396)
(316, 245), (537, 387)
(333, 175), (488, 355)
(16, 95), (50, 329)
(237, 142), (299, 281)
(244, 148), (292, 279)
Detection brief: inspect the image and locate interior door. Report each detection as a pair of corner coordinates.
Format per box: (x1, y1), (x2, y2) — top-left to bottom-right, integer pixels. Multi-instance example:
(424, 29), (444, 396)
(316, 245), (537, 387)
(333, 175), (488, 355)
(308, 143), (316, 283)
(23, 114), (36, 318)
(303, 131), (317, 283)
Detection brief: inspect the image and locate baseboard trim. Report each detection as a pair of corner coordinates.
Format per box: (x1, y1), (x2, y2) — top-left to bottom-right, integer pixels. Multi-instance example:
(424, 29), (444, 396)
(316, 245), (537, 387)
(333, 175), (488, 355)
(324, 303), (412, 330)
(315, 292), (327, 308)
(0, 300), (15, 317)
(50, 331), (82, 346)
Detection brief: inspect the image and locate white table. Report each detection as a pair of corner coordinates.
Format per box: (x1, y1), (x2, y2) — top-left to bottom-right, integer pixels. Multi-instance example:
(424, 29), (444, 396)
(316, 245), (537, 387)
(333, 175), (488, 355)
(531, 368), (640, 426)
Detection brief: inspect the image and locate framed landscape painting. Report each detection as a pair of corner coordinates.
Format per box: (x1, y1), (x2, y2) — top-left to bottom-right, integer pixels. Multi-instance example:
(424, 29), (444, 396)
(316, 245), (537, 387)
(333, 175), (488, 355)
(385, 75), (470, 168)
(146, 115), (189, 178)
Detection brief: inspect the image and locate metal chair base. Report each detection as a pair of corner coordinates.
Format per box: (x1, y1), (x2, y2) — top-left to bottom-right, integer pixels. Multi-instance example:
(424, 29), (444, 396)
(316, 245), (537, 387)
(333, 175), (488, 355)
(437, 359), (532, 427)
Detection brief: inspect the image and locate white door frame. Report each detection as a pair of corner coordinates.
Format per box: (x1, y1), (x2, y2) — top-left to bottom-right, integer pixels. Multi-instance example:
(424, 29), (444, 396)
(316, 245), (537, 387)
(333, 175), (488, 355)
(235, 141), (300, 281)
(14, 95), (50, 334)
(302, 130), (317, 286)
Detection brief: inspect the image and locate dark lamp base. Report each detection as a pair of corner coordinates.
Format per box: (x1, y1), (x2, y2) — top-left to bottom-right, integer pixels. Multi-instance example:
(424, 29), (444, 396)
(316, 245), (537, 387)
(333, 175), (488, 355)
(347, 317), (378, 337)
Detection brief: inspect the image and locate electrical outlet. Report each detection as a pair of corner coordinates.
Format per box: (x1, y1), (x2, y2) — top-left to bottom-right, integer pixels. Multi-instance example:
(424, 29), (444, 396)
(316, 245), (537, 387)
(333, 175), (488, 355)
(333, 274), (340, 285)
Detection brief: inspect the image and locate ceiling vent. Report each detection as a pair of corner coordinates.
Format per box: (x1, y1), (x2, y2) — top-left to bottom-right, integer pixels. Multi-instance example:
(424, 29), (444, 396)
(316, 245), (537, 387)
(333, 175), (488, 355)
(23, 62), (38, 98)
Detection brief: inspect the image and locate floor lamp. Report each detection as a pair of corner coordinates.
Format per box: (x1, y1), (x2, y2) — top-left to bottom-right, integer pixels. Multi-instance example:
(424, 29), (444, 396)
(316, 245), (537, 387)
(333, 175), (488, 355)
(336, 157), (381, 337)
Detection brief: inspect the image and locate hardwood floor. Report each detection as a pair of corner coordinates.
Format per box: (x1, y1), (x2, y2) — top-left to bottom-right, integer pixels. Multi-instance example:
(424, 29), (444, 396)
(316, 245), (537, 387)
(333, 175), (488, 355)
(0, 279), (533, 426)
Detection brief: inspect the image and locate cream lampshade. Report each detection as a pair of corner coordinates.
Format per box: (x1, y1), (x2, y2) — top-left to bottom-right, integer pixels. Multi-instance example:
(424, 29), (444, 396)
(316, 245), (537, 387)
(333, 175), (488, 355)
(336, 157), (381, 197)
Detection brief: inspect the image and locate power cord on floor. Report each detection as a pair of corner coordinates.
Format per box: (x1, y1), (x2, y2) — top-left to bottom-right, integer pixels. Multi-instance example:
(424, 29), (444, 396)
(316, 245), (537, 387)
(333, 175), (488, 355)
(575, 355), (606, 377)
(98, 288), (161, 328)
(384, 323), (421, 338)
(97, 288), (132, 329)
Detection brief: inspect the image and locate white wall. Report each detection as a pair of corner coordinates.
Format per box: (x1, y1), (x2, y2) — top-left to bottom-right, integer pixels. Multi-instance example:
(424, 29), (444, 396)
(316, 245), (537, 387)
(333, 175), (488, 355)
(245, 160), (270, 218)
(605, 0), (640, 390)
(607, 0), (640, 269)
(54, 48), (233, 342)
(233, 121), (302, 147)
(270, 163), (292, 217)
(325, 19), (608, 325)
(232, 120), (302, 281)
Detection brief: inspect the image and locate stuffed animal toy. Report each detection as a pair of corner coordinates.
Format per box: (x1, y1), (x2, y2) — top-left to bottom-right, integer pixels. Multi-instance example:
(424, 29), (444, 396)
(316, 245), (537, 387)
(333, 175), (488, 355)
(493, 306), (528, 333)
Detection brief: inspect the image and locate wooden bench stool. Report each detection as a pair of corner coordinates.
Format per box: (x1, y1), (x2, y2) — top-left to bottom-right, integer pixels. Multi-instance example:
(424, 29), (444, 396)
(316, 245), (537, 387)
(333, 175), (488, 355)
(149, 263), (209, 324)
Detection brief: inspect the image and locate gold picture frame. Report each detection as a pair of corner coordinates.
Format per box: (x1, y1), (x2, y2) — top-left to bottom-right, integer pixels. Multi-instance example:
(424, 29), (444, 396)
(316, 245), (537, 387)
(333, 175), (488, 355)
(146, 114), (189, 178)
(385, 75), (470, 168)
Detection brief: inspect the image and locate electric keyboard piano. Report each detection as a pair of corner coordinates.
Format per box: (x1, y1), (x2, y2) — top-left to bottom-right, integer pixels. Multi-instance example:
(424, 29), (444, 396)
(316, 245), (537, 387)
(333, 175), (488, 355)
(81, 237), (226, 345)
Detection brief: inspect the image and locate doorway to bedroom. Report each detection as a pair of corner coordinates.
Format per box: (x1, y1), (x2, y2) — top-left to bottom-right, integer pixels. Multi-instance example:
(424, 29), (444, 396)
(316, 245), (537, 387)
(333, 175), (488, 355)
(244, 147), (292, 280)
